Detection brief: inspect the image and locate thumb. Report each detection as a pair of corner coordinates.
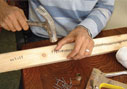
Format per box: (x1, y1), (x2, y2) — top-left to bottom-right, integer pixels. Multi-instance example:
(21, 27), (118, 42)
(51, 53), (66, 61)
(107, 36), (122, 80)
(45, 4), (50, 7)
(55, 37), (74, 50)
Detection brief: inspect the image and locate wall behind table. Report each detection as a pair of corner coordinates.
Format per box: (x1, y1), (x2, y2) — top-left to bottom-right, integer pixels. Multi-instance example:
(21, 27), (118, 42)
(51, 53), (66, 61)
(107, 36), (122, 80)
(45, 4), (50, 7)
(104, 0), (127, 30)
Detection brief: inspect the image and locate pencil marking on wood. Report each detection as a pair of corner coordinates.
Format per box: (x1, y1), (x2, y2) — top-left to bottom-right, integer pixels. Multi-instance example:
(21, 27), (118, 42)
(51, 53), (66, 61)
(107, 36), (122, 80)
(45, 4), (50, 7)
(10, 55), (23, 62)
(52, 49), (73, 54)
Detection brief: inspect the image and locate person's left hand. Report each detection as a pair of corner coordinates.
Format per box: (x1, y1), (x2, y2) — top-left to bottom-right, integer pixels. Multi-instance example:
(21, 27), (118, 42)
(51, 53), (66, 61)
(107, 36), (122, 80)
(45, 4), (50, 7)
(55, 26), (94, 60)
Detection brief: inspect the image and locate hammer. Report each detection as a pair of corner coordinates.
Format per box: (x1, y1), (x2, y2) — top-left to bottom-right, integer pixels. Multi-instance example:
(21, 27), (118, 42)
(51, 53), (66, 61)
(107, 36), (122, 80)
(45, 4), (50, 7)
(86, 68), (127, 89)
(27, 6), (58, 43)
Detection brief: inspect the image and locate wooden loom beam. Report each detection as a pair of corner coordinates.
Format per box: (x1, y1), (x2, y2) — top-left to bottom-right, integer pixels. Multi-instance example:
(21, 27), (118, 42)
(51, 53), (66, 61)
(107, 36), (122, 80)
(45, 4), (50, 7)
(0, 34), (127, 73)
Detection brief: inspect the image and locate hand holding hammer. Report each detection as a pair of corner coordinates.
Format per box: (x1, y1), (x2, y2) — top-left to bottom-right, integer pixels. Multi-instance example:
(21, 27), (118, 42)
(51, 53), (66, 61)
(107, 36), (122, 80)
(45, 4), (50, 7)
(0, 1), (57, 43)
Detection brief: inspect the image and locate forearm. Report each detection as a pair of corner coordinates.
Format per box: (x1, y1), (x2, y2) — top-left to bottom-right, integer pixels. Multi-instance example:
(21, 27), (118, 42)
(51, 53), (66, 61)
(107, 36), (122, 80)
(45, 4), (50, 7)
(78, 0), (115, 38)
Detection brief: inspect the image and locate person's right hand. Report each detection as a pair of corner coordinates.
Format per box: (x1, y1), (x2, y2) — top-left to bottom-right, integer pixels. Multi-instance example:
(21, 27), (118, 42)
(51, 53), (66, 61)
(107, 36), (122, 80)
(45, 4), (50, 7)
(0, 4), (29, 32)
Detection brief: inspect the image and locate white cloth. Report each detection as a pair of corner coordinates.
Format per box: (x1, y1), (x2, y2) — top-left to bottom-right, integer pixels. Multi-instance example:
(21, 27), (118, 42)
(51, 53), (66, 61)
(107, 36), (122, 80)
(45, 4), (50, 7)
(116, 47), (127, 68)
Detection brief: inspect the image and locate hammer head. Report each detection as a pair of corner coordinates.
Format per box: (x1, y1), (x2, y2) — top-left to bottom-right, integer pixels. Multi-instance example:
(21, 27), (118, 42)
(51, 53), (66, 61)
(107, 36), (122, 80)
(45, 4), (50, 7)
(36, 6), (58, 43)
(86, 68), (127, 89)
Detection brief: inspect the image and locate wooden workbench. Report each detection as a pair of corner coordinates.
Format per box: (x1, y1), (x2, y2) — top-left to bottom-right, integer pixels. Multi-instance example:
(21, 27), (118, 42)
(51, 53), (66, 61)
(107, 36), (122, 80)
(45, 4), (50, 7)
(22, 28), (127, 89)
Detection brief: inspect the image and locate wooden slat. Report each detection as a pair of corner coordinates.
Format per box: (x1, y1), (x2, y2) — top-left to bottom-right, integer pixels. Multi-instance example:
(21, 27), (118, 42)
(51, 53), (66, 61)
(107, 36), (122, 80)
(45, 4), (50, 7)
(0, 34), (127, 73)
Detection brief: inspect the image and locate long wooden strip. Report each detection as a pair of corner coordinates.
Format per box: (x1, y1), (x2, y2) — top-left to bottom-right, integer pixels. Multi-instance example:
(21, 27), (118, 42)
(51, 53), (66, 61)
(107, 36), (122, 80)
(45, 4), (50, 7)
(0, 34), (127, 73)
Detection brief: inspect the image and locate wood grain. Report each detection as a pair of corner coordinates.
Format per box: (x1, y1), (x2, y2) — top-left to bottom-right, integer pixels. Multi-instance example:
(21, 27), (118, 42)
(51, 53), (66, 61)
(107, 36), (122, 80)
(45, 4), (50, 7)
(1, 33), (127, 73)
(22, 28), (127, 89)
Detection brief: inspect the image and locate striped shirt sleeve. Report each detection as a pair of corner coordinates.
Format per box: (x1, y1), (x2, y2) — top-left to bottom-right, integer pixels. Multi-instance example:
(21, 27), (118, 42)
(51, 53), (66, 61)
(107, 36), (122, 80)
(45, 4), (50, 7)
(78, 0), (115, 38)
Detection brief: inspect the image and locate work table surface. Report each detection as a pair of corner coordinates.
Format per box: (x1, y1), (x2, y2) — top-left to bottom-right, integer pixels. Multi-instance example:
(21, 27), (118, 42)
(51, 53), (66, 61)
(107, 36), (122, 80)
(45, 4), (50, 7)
(22, 28), (127, 89)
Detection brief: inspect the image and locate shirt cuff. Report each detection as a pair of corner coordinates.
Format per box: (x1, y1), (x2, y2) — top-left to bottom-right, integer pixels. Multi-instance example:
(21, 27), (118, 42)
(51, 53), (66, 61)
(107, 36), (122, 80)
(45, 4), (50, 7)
(77, 25), (92, 38)
(78, 18), (99, 38)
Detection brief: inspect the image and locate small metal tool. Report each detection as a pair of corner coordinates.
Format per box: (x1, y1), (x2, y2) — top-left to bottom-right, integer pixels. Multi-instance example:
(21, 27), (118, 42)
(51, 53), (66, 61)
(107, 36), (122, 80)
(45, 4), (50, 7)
(54, 77), (72, 89)
(105, 71), (127, 78)
(53, 73), (82, 89)
(28, 6), (57, 43)
(86, 68), (127, 89)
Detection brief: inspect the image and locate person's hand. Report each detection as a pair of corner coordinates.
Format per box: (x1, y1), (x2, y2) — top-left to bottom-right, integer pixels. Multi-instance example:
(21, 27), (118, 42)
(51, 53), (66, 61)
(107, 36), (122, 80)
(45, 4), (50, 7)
(0, 4), (29, 32)
(55, 26), (94, 60)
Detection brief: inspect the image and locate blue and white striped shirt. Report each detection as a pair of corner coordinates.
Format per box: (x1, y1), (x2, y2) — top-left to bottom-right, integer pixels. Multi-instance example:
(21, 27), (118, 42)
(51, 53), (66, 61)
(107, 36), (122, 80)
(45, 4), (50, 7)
(29, 0), (115, 38)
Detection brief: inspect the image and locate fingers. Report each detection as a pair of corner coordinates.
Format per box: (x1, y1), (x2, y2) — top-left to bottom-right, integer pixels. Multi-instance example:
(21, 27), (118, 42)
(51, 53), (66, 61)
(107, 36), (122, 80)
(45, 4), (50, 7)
(8, 14), (22, 31)
(73, 39), (89, 60)
(4, 17), (16, 32)
(84, 41), (94, 57)
(55, 34), (94, 60)
(74, 39), (94, 60)
(67, 36), (83, 59)
(1, 23), (10, 31)
(15, 9), (29, 31)
(55, 36), (74, 50)
(54, 22), (94, 60)
(0, 6), (29, 32)
(67, 34), (94, 60)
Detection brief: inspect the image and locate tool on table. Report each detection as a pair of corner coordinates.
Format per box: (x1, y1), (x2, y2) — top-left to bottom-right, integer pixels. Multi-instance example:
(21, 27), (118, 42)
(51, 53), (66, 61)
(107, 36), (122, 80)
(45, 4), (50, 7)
(53, 73), (82, 89)
(86, 68), (127, 89)
(27, 5), (57, 43)
(105, 70), (127, 78)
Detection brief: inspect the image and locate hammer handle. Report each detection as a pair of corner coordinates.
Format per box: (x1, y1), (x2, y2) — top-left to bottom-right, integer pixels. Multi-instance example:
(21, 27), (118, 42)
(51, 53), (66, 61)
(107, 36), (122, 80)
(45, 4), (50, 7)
(27, 21), (46, 28)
